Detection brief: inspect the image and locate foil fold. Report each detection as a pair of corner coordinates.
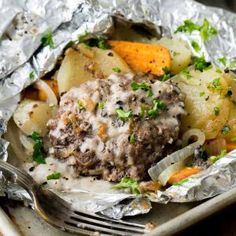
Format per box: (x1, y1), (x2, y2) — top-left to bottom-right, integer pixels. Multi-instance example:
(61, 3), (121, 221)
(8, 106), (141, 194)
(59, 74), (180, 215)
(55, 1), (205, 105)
(0, 0), (236, 219)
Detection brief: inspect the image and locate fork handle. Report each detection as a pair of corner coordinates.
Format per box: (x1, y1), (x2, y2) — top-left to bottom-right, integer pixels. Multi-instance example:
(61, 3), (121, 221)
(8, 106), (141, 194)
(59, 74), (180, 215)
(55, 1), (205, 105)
(0, 160), (36, 196)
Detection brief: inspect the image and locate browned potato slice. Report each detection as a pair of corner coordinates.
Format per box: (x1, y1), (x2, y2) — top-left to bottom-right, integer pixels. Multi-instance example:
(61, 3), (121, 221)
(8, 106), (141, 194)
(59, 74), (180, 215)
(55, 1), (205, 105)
(57, 44), (132, 94)
(172, 67), (230, 140)
(13, 99), (53, 136)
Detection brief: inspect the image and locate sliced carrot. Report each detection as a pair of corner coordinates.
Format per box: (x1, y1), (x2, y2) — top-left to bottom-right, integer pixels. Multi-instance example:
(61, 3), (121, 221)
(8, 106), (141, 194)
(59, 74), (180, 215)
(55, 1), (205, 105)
(109, 41), (171, 76)
(226, 142), (236, 151)
(168, 166), (202, 185)
(38, 79), (59, 101)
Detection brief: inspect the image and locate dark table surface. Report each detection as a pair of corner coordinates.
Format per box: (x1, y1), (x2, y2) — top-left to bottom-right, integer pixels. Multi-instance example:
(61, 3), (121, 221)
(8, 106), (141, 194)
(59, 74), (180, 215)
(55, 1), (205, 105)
(176, 202), (236, 236)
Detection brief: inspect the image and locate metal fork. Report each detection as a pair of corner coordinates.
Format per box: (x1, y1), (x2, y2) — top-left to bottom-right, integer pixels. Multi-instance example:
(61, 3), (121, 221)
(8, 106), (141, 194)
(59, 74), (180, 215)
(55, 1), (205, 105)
(0, 160), (149, 236)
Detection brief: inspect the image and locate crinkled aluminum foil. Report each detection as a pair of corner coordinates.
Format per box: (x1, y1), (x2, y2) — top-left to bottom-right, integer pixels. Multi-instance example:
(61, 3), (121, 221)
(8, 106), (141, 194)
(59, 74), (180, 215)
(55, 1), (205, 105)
(1, 0), (236, 219)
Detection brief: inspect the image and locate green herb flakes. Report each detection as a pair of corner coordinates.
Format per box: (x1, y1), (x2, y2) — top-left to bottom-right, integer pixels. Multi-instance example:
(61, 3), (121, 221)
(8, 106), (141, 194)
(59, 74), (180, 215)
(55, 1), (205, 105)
(98, 101), (105, 109)
(82, 37), (111, 50)
(116, 108), (132, 120)
(218, 56), (227, 66)
(192, 56), (212, 72)
(112, 67), (121, 73)
(29, 71), (35, 80)
(182, 69), (192, 79)
(47, 171), (61, 180)
(147, 99), (166, 118)
(221, 124), (231, 135)
(41, 31), (54, 48)
(77, 100), (85, 110)
(175, 19), (201, 34)
(191, 40), (201, 52)
(129, 133), (136, 144)
(113, 177), (140, 194)
(214, 106), (220, 116)
(207, 78), (222, 92)
(30, 131), (45, 164)
(199, 91), (205, 97)
(231, 136), (236, 142)
(173, 51), (180, 57)
(160, 67), (171, 81)
(208, 149), (227, 164)
(173, 178), (189, 186)
(131, 81), (153, 97)
(200, 18), (218, 41)
(175, 18), (217, 42)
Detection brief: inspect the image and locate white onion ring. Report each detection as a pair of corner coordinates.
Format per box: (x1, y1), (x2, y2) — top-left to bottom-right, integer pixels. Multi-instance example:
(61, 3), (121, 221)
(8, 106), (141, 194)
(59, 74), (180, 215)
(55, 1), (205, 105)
(34, 79), (58, 106)
(148, 129), (205, 184)
(19, 132), (34, 155)
(158, 160), (185, 186)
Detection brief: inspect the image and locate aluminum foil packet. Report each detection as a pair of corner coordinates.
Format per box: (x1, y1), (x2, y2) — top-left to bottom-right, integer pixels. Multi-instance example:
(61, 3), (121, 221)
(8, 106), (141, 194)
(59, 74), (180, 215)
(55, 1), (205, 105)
(1, 0), (236, 219)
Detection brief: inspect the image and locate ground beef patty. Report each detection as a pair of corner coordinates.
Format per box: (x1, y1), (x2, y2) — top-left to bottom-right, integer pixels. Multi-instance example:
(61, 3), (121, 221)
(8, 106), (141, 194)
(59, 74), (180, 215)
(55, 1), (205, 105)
(47, 73), (185, 182)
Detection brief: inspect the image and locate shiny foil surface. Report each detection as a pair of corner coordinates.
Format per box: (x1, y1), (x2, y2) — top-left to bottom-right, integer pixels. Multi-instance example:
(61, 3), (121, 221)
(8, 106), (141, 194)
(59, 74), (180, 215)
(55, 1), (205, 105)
(1, 0), (236, 219)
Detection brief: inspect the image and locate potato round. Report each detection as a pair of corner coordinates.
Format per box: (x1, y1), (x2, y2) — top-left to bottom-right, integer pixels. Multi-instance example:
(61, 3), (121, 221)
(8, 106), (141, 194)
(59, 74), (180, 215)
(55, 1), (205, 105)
(57, 45), (132, 94)
(13, 99), (53, 136)
(172, 67), (230, 140)
(158, 37), (192, 75)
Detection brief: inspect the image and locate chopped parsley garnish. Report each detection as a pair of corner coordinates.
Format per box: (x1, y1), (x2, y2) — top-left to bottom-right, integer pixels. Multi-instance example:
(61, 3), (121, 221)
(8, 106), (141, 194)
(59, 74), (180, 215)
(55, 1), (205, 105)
(78, 32), (89, 43)
(29, 71), (35, 80)
(81, 36), (111, 50)
(112, 67), (121, 73)
(116, 108), (132, 120)
(173, 178), (189, 186)
(181, 69), (192, 79)
(175, 18), (217, 42)
(30, 131), (46, 164)
(175, 19), (201, 34)
(41, 31), (54, 48)
(191, 40), (201, 52)
(173, 51), (180, 57)
(147, 99), (166, 118)
(200, 18), (218, 41)
(77, 100), (85, 110)
(199, 91), (205, 97)
(129, 133), (136, 144)
(221, 124), (231, 134)
(131, 82), (153, 97)
(160, 67), (171, 81)
(192, 56), (212, 71)
(98, 101), (105, 109)
(218, 56), (227, 66)
(47, 171), (61, 180)
(113, 177), (140, 194)
(216, 68), (222, 73)
(208, 149), (227, 164)
(207, 78), (222, 92)
(231, 136), (236, 142)
(214, 106), (220, 116)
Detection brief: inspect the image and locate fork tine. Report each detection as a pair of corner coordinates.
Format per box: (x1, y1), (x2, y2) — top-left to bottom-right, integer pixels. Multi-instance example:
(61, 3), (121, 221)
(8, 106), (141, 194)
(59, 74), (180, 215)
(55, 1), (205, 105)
(63, 223), (111, 236)
(69, 212), (147, 233)
(65, 218), (144, 236)
(73, 211), (146, 228)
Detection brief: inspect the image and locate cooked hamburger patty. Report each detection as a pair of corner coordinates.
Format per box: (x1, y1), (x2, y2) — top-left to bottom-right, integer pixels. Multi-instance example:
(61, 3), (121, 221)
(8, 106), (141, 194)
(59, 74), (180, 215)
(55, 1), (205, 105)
(47, 73), (185, 181)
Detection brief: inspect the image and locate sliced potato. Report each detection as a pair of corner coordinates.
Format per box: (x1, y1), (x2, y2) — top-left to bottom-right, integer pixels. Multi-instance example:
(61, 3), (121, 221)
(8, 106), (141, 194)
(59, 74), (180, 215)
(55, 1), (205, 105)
(57, 45), (132, 94)
(218, 73), (236, 141)
(13, 99), (53, 136)
(157, 37), (192, 75)
(172, 67), (230, 140)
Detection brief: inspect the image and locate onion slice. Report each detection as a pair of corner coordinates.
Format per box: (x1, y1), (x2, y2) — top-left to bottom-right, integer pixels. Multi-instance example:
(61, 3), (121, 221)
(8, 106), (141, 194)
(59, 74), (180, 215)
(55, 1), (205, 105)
(34, 79), (58, 106)
(148, 129), (205, 184)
